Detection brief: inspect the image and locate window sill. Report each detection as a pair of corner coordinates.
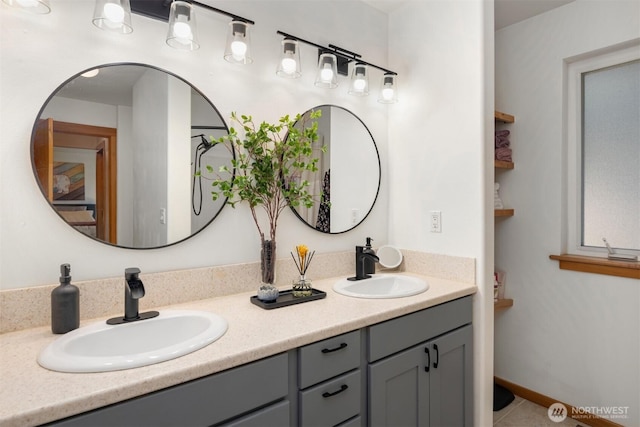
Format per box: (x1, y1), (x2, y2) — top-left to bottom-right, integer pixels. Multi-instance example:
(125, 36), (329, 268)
(549, 254), (640, 279)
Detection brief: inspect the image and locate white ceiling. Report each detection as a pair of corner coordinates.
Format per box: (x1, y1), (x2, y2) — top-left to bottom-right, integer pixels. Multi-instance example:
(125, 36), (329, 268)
(362, 0), (576, 30)
(494, 0), (575, 30)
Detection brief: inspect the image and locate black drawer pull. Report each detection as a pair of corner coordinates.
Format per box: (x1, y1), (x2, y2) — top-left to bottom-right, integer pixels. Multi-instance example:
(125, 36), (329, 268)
(322, 384), (349, 398)
(424, 347), (430, 372)
(321, 342), (348, 353)
(433, 344), (439, 369)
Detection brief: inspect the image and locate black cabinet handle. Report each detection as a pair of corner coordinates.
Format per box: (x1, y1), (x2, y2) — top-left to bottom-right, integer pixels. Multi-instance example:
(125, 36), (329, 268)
(424, 347), (430, 372)
(434, 344), (439, 369)
(322, 384), (348, 398)
(321, 342), (347, 353)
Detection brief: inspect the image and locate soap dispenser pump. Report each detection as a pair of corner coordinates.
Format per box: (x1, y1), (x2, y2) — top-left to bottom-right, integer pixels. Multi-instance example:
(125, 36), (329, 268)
(51, 263), (79, 334)
(363, 237), (376, 275)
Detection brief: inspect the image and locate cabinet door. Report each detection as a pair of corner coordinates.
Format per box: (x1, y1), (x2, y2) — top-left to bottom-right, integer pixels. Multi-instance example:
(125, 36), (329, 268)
(428, 325), (473, 427)
(368, 344), (429, 427)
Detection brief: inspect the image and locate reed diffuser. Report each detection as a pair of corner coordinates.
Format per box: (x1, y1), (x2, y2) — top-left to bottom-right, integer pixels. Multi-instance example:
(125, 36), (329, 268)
(291, 245), (315, 297)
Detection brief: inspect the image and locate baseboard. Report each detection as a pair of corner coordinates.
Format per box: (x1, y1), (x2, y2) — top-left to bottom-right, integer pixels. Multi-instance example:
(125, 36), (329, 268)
(494, 377), (625, 427)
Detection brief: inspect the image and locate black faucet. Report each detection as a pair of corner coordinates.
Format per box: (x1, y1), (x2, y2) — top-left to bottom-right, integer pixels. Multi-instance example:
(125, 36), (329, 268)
(348, 246), (380, 281)
(107, 268), (159, 325)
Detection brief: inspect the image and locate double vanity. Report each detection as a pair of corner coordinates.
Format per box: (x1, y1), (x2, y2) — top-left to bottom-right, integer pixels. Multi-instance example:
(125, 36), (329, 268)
(0, 271), (475, 427)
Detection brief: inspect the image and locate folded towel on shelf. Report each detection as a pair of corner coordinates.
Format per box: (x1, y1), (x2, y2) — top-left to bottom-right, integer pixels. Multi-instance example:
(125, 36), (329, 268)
(495, 136), (510, 148)
(495, 147), (512, 162)
(495, 129), (511, 148)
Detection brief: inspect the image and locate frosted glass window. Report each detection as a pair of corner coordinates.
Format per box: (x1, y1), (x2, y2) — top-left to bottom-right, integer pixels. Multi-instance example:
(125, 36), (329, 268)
(581, 60), (640, 251)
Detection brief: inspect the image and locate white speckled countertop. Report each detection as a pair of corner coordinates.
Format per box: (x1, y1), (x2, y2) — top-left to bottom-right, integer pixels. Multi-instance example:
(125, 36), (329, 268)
(0, 273), (475, 427)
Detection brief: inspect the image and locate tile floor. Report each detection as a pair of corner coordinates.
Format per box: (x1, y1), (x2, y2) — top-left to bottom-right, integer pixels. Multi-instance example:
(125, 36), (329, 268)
(494, 396), (590, 427)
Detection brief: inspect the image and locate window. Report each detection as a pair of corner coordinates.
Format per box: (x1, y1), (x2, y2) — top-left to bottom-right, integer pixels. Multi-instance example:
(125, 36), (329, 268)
(566, 44), (640, 257)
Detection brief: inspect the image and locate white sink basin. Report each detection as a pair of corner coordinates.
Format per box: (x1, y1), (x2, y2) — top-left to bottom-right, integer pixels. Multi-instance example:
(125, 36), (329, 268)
(333, 274), (429, 299)
(38, 310), (228, 373)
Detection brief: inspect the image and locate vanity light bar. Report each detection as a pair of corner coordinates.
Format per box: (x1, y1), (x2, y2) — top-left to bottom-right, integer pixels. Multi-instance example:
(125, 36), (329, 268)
(276, 31), (397, 76)
(276, 30), (398, 103)
(130, 0), (254, 25)
(130, 0), (255, 62)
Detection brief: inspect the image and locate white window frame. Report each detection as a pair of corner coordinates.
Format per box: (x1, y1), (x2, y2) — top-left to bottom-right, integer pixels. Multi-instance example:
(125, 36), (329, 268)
(565, 42), (640, 258)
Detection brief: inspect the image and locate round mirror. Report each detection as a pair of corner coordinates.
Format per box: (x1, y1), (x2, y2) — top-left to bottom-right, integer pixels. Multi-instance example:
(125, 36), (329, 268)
(31, 63), (232, 249)
(289, 105), (380, 233)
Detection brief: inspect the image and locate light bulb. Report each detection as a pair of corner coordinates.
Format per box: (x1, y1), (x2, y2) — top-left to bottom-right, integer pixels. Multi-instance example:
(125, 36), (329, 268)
(103, 3), (125, 24)
(81, 69), (100, 78)
(231, 40), (247, 61)
(281, 57), (297, 75)
(381, 87), (394, 101)
(173, 21), (192, 39)
(320, 64), (334, 82)
(353, 77), (367, 91)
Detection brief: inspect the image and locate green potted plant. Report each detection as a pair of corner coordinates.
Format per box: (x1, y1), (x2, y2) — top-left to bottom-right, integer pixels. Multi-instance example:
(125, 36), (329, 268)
(207, 110), (323, 291)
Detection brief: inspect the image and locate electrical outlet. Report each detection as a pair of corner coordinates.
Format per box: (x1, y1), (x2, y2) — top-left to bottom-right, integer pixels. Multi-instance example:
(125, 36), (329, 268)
(351, 208), (359, 225)
(430, 211), (441, 233)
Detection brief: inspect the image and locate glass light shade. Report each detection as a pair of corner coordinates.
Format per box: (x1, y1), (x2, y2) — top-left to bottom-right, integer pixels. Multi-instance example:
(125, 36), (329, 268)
(349, 63), (369, 96)
(166, 1), (199, 50)
(314, 53), (338, 89)
(276, 39), (301, 78)
(2, 0), (50, 14)
(378, 73), (398, 104)
(92, 0), (133, 34)
(224, 21), (253, 64)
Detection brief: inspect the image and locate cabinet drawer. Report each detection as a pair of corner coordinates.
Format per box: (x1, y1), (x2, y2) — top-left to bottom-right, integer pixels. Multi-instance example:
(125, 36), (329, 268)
(299, 330), (360, 388)
(221, 400), (290, 427)
(337, 415), (362, 427)
(299, 370), (361, 427)
(48, 353), (288, 427)
(368, 296), (472, 362)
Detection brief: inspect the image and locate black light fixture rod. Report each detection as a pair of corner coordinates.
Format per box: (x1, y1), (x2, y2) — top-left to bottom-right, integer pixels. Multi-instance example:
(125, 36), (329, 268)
(189, 0), (255, 25)
(276, 30), (396, 76)
(350, 58), (397, 76)
(328, 44), (361, 60)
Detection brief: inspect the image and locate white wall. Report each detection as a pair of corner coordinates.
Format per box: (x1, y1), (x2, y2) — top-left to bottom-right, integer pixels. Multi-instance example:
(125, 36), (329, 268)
(388, 1), (494, 425)
(495, 1), (640, 425)
(132, 69), (169, 247)
(0, 0), (390, 288)
(117, 105), (134, 247)
(166, 75), (192, 243)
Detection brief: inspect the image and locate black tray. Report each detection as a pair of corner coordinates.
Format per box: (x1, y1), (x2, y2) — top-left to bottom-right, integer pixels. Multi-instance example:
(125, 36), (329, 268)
(250, 288), (326, 310)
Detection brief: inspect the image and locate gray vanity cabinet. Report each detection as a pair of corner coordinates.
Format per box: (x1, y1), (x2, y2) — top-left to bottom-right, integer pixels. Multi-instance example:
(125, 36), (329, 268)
(45, 296), (473, 427)
(367, 296), (473, 427)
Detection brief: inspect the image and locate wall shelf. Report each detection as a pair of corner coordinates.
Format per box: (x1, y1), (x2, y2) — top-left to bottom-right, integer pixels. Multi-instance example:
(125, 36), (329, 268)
(494, 110), (515, 123)
(494, 298), (513, 311)
(495, 160), (514, 169)
(495, 209), (514, 217)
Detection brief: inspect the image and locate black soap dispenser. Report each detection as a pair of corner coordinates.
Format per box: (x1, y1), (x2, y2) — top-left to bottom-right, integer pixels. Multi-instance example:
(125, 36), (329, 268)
(51, 263), (79, 334)
(363, 237), (376, 275)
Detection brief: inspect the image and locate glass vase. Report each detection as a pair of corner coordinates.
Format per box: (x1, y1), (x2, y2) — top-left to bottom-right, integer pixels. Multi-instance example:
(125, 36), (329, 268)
(293, 274), (312, 298)
(257, 239), (278, 302)
(261, 238), (276, 285)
